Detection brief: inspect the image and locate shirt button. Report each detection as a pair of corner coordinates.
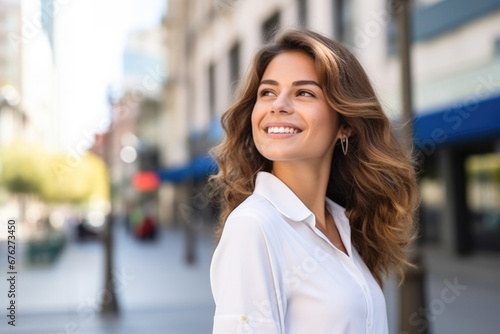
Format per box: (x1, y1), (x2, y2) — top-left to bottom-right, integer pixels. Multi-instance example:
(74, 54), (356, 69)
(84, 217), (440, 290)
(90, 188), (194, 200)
(240, 315), (249, 324)
(367, 320), (372, 327)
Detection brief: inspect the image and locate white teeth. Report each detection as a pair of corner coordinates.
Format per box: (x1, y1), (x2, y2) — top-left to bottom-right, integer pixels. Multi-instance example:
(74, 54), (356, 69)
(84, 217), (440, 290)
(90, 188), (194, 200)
(267, 126), (299, 134)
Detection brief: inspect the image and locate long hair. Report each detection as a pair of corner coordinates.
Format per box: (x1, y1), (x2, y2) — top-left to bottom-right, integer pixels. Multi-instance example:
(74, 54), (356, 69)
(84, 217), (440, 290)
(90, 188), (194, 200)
(208, 28), (419, 285)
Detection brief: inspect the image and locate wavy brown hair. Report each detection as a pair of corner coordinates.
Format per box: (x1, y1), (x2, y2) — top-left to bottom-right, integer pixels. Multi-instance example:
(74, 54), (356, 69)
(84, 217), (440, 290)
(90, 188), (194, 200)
(208, 28), (419, 285)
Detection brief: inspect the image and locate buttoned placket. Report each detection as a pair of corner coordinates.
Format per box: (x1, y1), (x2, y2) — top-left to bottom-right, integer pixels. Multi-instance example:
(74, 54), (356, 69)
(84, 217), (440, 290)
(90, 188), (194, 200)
(309, 210), (375, 333)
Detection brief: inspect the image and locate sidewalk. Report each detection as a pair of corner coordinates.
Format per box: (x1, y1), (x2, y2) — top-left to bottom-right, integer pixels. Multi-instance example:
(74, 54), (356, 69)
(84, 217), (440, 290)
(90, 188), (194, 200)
(384, 247), (500, 334)
(421, 248), (500, 334)
(4, 305), (214, 334)
(0, 222), (216, 333)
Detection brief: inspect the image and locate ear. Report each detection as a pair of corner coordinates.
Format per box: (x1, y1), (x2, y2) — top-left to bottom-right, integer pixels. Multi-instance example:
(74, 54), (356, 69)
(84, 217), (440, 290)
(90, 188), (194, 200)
(339, 124), (353, 139)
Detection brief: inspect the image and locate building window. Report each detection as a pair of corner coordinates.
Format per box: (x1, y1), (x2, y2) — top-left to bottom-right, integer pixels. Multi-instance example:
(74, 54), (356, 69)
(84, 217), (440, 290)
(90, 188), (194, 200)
(40, 0), (54, 49)
(297, 0), (308, 27)
(333, 0), (353, 44)
(262, 11), (281, 43)
(208, 63), (216, 117)
(494, 37), (500, 57)
(386, 12), (398, 56)
(229, 42), (241, 93)
(419, 155), (444, 245)
(466, 153), (500, 253)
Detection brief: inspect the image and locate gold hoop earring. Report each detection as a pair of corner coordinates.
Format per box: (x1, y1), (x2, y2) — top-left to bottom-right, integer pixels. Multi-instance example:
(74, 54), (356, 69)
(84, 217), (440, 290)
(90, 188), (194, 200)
(341, 137), (348, 155)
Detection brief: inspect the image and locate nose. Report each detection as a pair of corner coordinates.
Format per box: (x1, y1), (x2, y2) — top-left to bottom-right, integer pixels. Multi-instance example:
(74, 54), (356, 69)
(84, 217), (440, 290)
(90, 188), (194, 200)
(271, 92), (293, 114)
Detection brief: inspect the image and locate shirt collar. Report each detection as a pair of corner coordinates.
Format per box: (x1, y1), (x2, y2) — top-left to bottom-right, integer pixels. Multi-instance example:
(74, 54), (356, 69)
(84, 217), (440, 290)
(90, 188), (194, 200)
(254, 171), (352, 255)
(254, 172), (349, 228)
(254, 171), (313, 222)
(325, 196), (351, 247)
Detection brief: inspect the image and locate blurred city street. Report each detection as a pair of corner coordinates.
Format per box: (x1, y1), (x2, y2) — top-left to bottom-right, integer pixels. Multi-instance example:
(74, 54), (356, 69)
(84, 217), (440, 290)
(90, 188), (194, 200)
(1, 0), (499, 333)
(0, 221), (216, 334)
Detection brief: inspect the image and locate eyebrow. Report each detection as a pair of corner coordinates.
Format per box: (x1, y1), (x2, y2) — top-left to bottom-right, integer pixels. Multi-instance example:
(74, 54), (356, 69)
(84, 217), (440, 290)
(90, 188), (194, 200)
(259, 79), (321, 88)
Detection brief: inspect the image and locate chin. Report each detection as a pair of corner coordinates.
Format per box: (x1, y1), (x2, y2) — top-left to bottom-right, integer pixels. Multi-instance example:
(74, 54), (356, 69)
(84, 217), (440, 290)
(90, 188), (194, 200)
(260, 152), (296, 162)
(256, 145), (303, 162)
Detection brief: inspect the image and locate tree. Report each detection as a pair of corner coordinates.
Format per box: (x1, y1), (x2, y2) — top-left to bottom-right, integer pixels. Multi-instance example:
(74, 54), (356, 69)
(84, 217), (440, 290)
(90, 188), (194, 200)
(42, 151), (109, 204)
(0, 140), (47, 222)
(0, 140), (46, 194)
(0, 140), (110, 216)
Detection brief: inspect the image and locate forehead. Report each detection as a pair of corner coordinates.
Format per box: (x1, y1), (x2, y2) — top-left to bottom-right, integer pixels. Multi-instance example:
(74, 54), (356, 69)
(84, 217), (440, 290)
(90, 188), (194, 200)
(262, 51), (318, 81)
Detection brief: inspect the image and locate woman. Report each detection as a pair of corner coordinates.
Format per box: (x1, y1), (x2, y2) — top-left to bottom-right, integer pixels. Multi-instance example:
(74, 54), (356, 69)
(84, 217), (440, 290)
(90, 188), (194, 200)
(209, 28), (419, 333)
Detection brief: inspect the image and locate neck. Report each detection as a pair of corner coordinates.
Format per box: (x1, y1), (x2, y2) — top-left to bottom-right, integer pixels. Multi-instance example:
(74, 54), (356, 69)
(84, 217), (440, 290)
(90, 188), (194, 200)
(272, 158), (332, 228)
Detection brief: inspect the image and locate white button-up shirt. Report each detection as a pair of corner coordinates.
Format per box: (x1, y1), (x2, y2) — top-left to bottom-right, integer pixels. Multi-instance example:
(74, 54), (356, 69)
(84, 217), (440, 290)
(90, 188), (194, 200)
(210, 172), (388, 333)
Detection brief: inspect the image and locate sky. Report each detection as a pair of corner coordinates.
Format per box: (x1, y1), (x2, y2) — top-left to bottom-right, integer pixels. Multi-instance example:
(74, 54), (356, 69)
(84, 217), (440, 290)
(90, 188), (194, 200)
(55, 0), (166, 149)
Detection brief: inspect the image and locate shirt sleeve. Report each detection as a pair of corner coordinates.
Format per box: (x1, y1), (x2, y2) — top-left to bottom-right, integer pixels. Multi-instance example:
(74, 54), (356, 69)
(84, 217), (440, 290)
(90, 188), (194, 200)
(210, 214), (285, 334)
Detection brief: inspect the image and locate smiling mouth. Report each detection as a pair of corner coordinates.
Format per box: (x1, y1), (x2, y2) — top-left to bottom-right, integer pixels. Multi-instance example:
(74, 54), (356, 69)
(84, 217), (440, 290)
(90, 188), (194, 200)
(266, 126), (301, 134)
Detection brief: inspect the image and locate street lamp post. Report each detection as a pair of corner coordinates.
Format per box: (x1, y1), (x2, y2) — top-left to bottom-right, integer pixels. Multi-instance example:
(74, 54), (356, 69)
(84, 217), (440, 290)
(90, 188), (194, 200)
(394, 0), (429, 333)
(101, 93), (119, 315)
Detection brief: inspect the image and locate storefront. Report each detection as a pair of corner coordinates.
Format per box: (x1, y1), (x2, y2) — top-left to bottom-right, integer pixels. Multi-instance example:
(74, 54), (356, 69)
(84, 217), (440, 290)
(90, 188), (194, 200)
(415, 94), (500, 254)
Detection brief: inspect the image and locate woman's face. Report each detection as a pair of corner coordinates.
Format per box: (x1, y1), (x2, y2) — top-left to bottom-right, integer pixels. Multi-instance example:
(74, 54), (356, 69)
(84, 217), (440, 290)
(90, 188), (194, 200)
(251, 51), (343, 166)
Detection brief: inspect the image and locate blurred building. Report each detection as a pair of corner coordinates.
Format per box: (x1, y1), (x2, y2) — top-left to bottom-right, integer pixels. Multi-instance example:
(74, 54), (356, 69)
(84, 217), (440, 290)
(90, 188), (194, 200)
(90, 92), (141, 219)
(0, 0), (58, 146)
(0, 0), (21, 89)
(19, 0), (57, 145)
(0, 0), (24, 144)
(94, 27), (167, 224)
(0, 0), (59, 226)
(410, 0), (500, 256)
(121, 28), (165, 222)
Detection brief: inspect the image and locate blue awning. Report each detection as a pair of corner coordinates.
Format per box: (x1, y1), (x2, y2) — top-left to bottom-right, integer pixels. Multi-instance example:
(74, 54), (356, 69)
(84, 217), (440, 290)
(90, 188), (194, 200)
(190, 154), (218, 179)
(156, 155), (218, 184)
(414, 94), (500, 151)
(157, 164), (191, 183)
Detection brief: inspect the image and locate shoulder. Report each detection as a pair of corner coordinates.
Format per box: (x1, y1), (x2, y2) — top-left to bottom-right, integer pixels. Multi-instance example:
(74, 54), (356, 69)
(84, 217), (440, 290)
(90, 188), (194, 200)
(213, 194), (283, 270)
(224, 193), (282, 234)
(217, 193), (285, 254)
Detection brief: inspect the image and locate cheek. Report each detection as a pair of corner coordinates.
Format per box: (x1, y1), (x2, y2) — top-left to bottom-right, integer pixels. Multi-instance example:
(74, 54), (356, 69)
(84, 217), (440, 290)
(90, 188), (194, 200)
(251, 108), (257, 126)
(251, 105), (264, 133)
(250, 108), (260, 147)
(311, 110), (340, 142)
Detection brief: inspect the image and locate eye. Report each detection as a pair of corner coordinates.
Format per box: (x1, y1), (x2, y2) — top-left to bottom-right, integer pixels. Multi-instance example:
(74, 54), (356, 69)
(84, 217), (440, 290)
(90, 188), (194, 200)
(259, 89), (275, 97)
(297, 90), (315, 97)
